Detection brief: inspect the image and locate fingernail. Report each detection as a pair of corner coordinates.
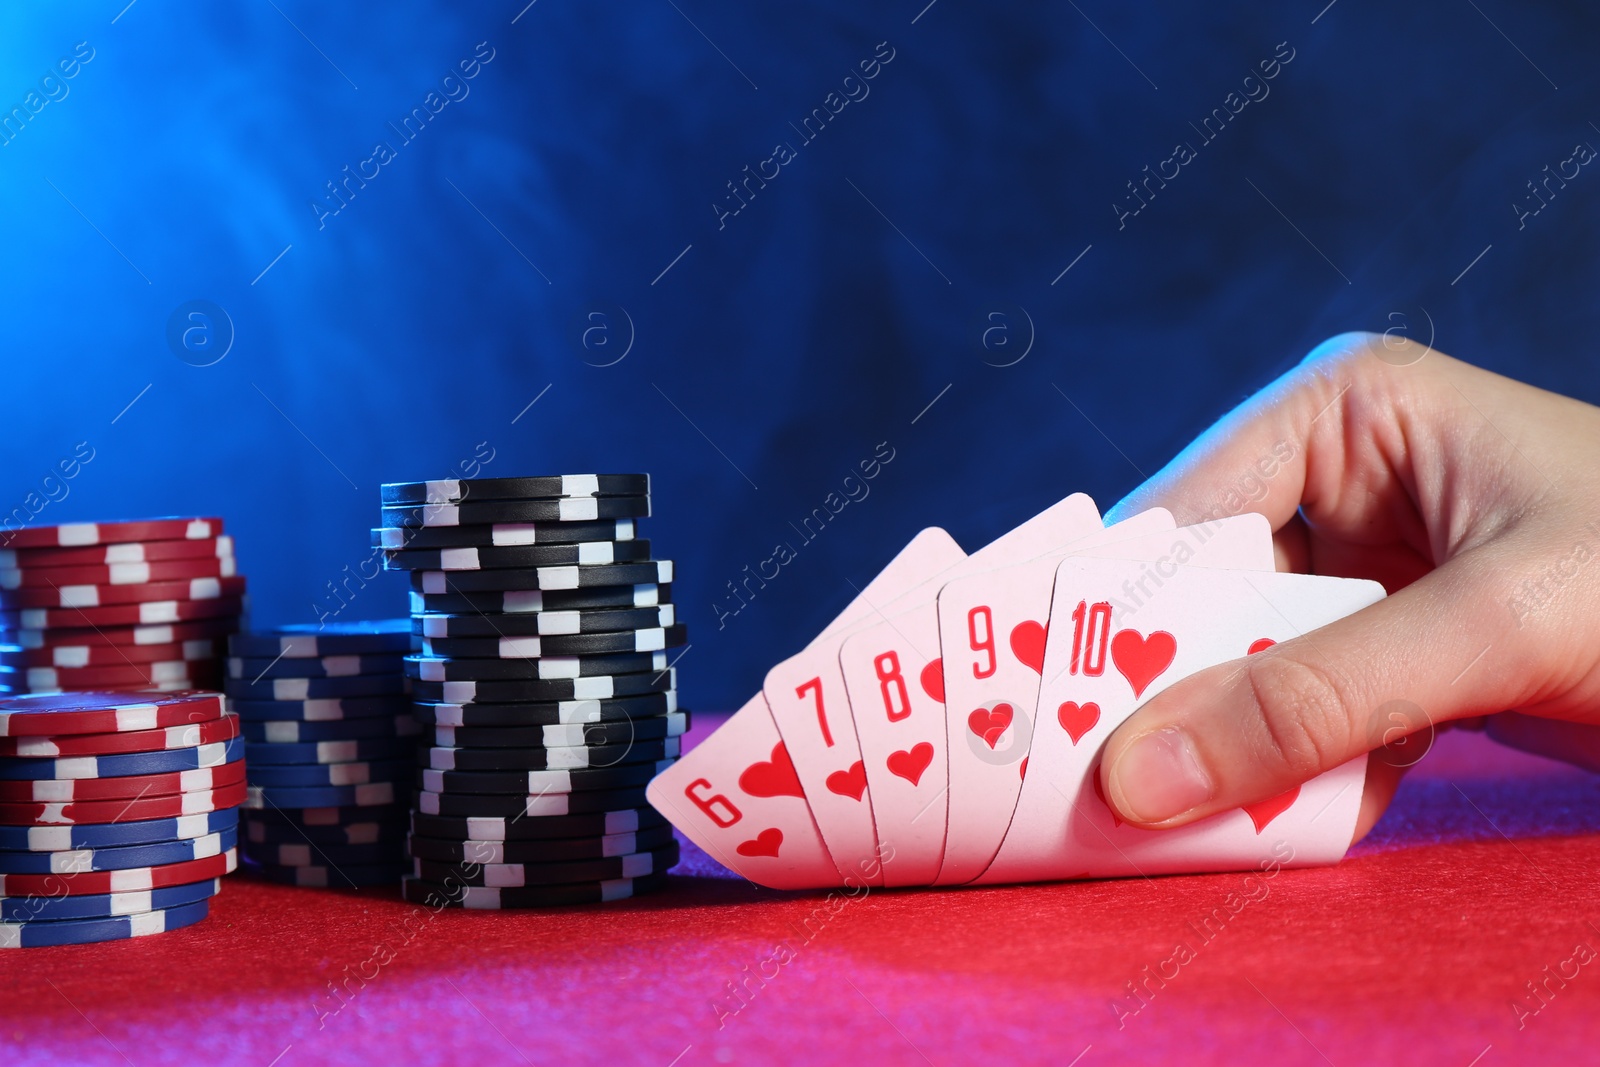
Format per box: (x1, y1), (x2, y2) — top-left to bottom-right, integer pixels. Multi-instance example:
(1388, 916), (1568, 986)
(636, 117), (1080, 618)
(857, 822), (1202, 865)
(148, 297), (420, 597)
(1109, 727), (1213, 823)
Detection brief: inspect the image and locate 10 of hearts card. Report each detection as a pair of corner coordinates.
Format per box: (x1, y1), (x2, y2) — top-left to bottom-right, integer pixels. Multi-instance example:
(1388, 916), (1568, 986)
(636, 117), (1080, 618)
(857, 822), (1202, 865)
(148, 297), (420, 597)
(646, 495), (1385, 889)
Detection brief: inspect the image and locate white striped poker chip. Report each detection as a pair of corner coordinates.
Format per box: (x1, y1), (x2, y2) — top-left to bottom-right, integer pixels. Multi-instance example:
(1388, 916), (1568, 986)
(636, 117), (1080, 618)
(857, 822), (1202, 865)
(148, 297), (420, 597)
(226, 653), (404, 680)
(0, 810), (238, 852)
(422, 691), (678, 728)
(8, 638), (221, 670)
(380, 474), (650, 505)
(6, 619), (235, 650)
(0, 690), (225, 738)
(0, 535), (234, 570)
(381, 496), (649, 527)
(247, 758), (410, 788)
(413, 560), (672, 594)
(414, 604), (675, 638)
(431, 711), (688, 747)
(417, 627), (683, 659)
(371, 518), (637, 550)
(0, 828), (236, 874)
(0, 877), (220, 922)
(241, 858), (405, 887)
(0, 848), (237, 895)
(408, 806), (664, 842)
(243, 781), (397, 809)
(423, 736), (680, 771)
(412, 667), (675, 705)
(0, 897), (211, 948)
(227, 620), (413, 659)
(383, 540), (653, 572)
(0, 737), (242, 781)
(21, 658), (213, 689)
(244, 818), (404, 847)
(3, 596), (244, 630)
(0, 555), (236, 589)
(242, 715), (418, 743)
(404, 650), (668, 682)
(0, 517), (222, 551)
(407, 584), (668, 616)
(400, 871), (666, 909)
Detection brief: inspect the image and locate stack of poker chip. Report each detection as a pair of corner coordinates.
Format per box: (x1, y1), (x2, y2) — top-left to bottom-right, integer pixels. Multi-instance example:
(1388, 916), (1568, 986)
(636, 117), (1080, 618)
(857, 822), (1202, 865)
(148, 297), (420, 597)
(0, 517), (245, 695)
(0, 691), (241, 948)
(227, 621), (417, 888)
(374, 473), (685, 908)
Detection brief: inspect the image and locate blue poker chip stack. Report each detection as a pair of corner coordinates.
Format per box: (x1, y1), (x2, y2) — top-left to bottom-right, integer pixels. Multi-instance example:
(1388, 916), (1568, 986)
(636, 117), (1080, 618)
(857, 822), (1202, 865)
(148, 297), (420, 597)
(373, 473), (684, 908)
(0, 690), (242, 947)
(227, 621), (418, 888)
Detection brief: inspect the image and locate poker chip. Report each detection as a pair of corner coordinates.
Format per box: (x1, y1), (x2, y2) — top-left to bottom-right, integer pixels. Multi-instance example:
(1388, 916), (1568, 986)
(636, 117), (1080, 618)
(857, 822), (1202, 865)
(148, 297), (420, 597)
(0, 876), (220, 923)
(410, 561), (673, 594)
(247, 759), (411, 789)
(0, 574), (247, 610)
(244, 737), (413, 765)
(429, 713), (688, 748)
(240, 715), (419, 743)
(406, 823), (676, 864)
(0, 555), (236, 589)
(9, 659), (223, 691)
(5, 618), (238, 650)
(412, 604), (676, 638)
(0, 809), (238, 851)
(416, 626), (685, 660)
(417, 760), (670, 796)
(0, 827), (237, 874)
(0, 710), (239, 757)
(0, 847), (236, 895)
(414, 692), (679, 727)
(0, 897), (211, 948)
(409, 668), (675, 704)
(227, 654), (405, 680)
(383, 540), (655, 572)
(421, 737), (680, 772)
(0, 780), (247, 824)
(0, 690), (225, 738)
(0, 535), (234, 570)
(404, 651), (668, 681)
(412, 785), (651, 818)
(381, 496), (651, 527)
(245, 840), (403, 867)
(229, 696), (410, 722)
(0, 736), (243, 780)
(0, 595), (246, 630)
(244, 817), (406, 847)
(408, 806), (667, 841)
(400, 870), (668, 909)
(380, 474), (651, 505)
(242, 781), (398, 809)
(0, 638), (223, 669)
(371, 518), (638, 550)
(249, 802), (410, 829)
(241, 859), (407, 888)
(0, 759), (246, 803)
(224, 675), (407, 700)
(226, 619), (415, 659)
(412, 841), (677, 887)
(408, 584), (670, 615)
(0, 517), (223, 551)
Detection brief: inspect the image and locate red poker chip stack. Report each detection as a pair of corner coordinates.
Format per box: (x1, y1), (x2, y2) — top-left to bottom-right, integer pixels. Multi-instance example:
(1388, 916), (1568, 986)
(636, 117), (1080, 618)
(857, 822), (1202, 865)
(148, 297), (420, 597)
(0, 518), (247, 696)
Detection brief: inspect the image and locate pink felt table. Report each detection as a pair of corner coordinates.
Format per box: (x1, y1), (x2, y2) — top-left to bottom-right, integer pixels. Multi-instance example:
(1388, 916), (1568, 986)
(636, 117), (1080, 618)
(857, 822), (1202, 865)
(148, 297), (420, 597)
(2, 713), (1598, 1066)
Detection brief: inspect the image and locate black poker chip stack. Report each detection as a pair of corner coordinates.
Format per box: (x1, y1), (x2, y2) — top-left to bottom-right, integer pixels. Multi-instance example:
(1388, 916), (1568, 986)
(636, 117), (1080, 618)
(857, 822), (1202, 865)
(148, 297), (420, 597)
(374, 474), (684, 908)
(226, 621), (418, 887)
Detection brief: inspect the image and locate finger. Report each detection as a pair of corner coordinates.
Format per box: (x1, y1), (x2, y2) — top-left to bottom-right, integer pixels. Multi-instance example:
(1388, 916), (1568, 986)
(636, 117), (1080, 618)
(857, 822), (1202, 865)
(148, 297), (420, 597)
(1352, 758), (1405, 844)
(1100, 544), (1545, 828)
(1104, 331), (1443, 533)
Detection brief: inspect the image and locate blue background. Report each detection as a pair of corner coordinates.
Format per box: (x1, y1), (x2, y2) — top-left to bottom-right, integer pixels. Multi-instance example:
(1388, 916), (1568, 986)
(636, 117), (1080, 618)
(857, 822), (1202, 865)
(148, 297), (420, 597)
(1, 2), (1596, 709)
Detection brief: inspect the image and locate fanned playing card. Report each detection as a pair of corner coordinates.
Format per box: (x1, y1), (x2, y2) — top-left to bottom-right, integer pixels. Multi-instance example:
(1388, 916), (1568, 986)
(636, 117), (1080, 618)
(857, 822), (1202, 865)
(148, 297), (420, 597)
(765, 495), (1104, 885)
(933, 514), (1273, 884)
(837, 507), (1174, 885)
(977, 559), (1385, 885)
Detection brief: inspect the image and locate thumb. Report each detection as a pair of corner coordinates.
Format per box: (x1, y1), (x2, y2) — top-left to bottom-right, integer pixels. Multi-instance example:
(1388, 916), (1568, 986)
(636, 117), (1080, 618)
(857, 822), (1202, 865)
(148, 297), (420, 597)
(1100, 546), (1531, 828)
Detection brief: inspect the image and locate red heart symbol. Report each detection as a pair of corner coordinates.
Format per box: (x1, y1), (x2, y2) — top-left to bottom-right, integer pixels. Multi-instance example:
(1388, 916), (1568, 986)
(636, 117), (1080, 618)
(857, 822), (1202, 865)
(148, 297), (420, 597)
(1111, 629), (1177, 699)
(738, 743), (806, 799)
(1247, 637), (1276, 656)
(825, 760), (867, 801)
(735, 827), (783, 858)
(967, 703), (1013, 749)
(1057, 701), (1100, 744)
(1242, 786), (1300, 833)
(1091, 766), (1122, 827)
(1009, 620), (1047, 675)
(886, 742), (934, 786)
(919, 658), (945, 702)
(1019, 756), (1028, 780)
